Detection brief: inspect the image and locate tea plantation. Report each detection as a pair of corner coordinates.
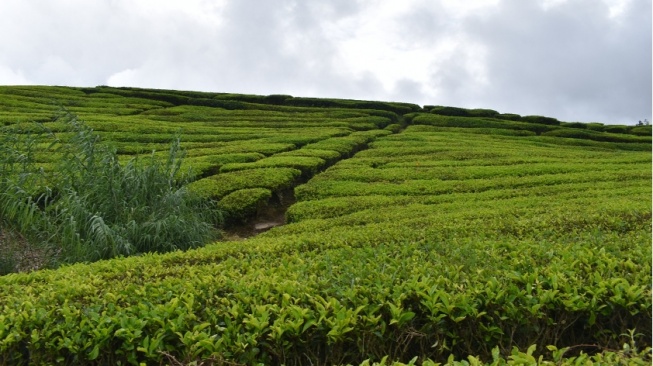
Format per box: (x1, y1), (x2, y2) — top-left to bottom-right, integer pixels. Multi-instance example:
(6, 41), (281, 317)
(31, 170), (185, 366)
(0, 86), (650, 365)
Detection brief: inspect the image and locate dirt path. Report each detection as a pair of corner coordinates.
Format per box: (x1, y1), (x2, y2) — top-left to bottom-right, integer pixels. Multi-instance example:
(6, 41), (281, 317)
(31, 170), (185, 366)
(223, 189), (296, 239)
(221, 119), (408, 240)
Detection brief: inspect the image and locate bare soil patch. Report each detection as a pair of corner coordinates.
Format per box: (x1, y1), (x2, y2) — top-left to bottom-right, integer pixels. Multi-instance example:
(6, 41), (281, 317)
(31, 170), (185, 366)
(223, 188), (295, 239)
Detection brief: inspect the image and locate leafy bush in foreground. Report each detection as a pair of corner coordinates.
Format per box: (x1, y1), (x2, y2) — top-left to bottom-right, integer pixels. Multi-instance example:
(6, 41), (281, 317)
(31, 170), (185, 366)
(0, 112), (221, 270)
(0, 225), (649, 365)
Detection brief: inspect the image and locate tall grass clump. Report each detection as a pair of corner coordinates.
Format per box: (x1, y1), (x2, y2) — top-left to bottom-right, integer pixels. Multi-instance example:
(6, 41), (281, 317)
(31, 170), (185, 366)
(0, 112), (221, 272)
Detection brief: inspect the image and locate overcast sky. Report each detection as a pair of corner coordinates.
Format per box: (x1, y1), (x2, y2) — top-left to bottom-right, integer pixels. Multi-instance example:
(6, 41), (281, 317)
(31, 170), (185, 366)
(0, 0), (650, 124)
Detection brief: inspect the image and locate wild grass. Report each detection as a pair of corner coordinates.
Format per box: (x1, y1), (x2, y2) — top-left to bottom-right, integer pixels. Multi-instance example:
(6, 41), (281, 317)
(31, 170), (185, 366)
(0, 111), (221, 272)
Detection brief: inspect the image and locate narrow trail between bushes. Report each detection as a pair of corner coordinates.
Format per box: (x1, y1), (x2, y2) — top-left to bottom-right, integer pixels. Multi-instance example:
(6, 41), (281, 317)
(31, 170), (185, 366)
(224, 188), (296, 239)
(222, 119), (410, 239)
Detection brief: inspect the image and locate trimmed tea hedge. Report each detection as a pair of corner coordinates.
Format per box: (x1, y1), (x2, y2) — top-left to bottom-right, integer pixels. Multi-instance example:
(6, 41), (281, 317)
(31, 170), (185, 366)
(0, 86), (651, 365)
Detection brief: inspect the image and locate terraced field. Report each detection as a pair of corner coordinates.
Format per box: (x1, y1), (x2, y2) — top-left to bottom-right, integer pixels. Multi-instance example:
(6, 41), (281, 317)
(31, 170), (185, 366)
(0, 86), (650, 365)
(0, 86), (412, 229)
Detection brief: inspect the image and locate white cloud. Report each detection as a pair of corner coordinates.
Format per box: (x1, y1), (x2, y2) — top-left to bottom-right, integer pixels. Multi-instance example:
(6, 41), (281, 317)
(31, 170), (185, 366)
(603, 0), (631, 19)
(33, 56), (78, 85)
(439, 0), (501, 17)
(0, 65), (30, 85)
(106, 68), (139, 87)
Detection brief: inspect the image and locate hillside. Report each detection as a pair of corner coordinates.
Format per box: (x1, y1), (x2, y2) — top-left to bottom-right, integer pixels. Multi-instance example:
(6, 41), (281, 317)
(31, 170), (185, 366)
(0, 86), (651, 365)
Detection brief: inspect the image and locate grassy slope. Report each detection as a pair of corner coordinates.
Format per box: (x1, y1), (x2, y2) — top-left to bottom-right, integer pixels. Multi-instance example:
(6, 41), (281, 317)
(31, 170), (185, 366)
(0, 86), (651, 365)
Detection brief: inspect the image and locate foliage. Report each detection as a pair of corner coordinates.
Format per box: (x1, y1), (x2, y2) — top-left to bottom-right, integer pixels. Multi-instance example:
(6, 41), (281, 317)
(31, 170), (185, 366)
(429, 106), (500, 118)
(585, 122), (605, 131)
(218, 188), (272, 223)
(187, 168), (301, 200)
(0, 112), (221, 267)
(430, 106), (472, 117)
(496, 113), (522, 121)
(358, 341), (652, 365)
(220, 156), (327, 177)
(541, 128), (651, 143)
(412, 114), (558, 134)
(521, 115), (560, 125)
(276, 148), (342, 166)
(0, 224), (649, 364)
(412, 114), (652, 143)
(603, 125), (630, 134)
(0, 85), (650, 365)
(284, 96), (418, 115)
(559, 121), (587, 129)
(384, 123), (403, 133)
(630, 125), (652, 136)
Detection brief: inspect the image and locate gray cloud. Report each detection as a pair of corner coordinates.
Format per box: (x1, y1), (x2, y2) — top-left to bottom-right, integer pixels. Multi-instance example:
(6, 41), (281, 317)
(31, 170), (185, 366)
(461, 0), (652, 123)
(208, 0), (384, 98)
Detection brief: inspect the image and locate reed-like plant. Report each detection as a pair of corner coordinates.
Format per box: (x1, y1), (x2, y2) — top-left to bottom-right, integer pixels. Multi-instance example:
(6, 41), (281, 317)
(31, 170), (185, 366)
(0, 112), (221, 271)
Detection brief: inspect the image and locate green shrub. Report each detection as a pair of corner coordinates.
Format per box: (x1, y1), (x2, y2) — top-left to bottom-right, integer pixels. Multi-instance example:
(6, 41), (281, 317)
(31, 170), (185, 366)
(586, 123), (605, 131)
(188, 168), (301, 200)
(542, 128), (651, 143)
(260, 134), (325, 146)
(630, 126), (652, 136)
(496, 113), (522, 121)
(412, 114), (557, 134)
(430, 106), (470, 116)
(94, 87), (191, 105)
(264, 94), (293, 104)
(603, 125), (630, 134)
(468, 108), (499, 117)
(402, 112), (422, 124)
(384, 124), (403, 133)
(187, 98), (247, 110)
(180, 153), (265, 177)
(560, 122), (587, 129)
(277, 149), (342, 166)
(521, 115), (560, 125)
(405, 125), (536, 136)
(0, 226), (649, 365)
(428, 106), (498, 118)
(211, 93), (267, 104)
(218, 188), (272, 223)
(183, 142), (296, 157)
(284, 97), (417, 115)
(303, 137), (365, 156)
(347, 116), (393, 129)
(220, 156), (326, 177)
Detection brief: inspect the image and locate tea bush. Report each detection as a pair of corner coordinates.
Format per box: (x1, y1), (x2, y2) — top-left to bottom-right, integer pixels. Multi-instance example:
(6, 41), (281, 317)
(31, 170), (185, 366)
(430, 105), (471, 116)
(541, 128), (651, 143)
(630, 125), (652, 136)
(603, 125), (630, 134)
(521, 115), (560, 125)
(218, 188), (272, 223)
(220, 156), (327, 176)
(559, 121), (587, 129)
(187, 168), (301, 200)
(412, 114), (558, 134)
(496, 113), (522, 121)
